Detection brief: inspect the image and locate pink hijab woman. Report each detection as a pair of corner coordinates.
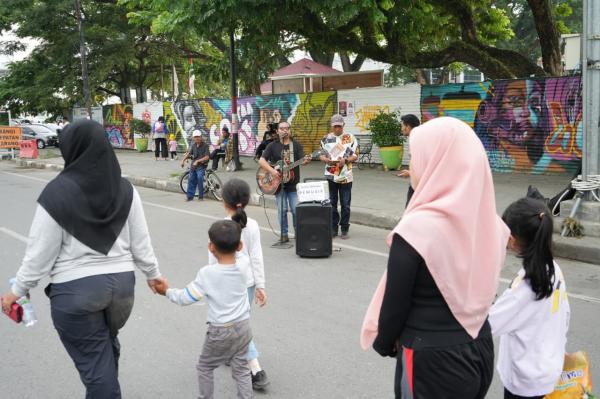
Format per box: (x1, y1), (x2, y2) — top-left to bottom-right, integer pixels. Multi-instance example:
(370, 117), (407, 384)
(361, 117), (509, 398)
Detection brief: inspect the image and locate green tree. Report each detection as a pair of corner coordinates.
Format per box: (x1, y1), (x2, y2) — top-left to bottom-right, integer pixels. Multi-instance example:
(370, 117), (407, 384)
(127, 0), (570, 79)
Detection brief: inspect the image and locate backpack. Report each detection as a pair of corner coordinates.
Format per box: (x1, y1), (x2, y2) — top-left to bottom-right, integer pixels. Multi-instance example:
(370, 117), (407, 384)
(154, 122), (164, 133)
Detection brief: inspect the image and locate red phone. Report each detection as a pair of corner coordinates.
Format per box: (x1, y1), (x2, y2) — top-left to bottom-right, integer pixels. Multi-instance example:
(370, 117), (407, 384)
(6, 303), (23, 323)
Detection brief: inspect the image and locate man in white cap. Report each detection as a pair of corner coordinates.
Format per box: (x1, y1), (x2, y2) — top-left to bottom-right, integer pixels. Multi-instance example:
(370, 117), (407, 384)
(319, 114), (358, 239)
(181, 130), (210, 201)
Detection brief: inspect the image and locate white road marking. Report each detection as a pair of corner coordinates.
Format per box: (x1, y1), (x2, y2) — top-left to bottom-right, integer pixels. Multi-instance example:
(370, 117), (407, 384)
(3, 170), (600, 305)
(0, 227), (28, 243)
(3, 171), (50, 183)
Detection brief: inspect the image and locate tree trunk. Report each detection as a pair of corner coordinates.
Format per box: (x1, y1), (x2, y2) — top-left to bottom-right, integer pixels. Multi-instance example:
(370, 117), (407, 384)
(308, 48), (335, 67)
(415, 69), (428, 85)
(527, 0), (562, 75)
(340, 53), (366, 72)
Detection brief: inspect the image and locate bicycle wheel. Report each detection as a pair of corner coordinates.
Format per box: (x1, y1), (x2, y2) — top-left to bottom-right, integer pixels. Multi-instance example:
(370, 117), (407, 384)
(180, 171), (192, 195)
(205, 171), (224, 201)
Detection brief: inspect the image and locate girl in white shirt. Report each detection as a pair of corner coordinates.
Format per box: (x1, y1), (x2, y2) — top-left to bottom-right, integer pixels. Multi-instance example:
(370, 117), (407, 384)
(208, 178), (270, 390)
(490, 197), (570, 399)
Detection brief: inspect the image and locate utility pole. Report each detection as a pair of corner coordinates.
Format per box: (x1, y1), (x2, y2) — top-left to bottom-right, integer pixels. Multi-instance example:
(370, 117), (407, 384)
(74, 0), (92, 117)
(229, 29), (242, 171)
(582, 0), (600, 180)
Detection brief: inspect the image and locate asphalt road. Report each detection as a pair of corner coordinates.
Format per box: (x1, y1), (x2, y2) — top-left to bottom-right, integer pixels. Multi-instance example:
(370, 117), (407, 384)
(1, 163), (598, 399)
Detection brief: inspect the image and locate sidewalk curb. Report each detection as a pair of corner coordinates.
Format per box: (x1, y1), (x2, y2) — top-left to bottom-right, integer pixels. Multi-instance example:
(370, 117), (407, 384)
(10, 158), (598, 265)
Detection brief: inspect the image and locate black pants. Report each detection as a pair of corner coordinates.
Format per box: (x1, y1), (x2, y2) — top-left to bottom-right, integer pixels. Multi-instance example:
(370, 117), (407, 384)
(504, 389), (544, 399)
(170, 151), (177, 159)
(47, 272), (135, 399)
(394, 337), (494, 399)
(154, 138), (167, 158)
(210, 149), (225, 170)
(328, 181), (352, 233)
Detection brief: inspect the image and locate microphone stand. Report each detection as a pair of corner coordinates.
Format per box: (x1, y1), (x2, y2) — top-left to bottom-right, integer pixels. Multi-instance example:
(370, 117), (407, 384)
(271, 134), (293, 249)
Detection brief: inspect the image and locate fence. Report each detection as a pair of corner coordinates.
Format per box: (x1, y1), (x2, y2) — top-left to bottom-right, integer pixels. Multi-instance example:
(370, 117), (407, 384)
(73, 75), (582, 175)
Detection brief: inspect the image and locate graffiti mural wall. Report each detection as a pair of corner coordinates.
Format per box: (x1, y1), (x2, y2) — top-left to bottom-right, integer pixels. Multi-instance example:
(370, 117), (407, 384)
(103, 104), (134, 149)
(338, 84), (421, 164)
(166, 91), (336, 154)
(421, 77), (582, 174)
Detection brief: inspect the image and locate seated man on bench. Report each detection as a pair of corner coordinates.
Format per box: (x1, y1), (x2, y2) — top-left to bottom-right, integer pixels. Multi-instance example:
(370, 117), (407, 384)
(210, 126), (230, 170)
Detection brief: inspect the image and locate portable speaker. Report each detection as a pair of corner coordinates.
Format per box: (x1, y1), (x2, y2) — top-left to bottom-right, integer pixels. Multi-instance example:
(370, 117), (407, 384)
(296, 202), (332, 258)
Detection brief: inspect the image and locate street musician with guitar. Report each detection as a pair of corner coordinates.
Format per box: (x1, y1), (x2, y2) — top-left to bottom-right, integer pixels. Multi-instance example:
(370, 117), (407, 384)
(258, 121), (311, 243)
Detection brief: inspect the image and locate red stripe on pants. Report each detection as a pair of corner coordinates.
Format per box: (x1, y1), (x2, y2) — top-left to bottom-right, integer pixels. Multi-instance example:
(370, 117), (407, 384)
(404, 347), (414, 395)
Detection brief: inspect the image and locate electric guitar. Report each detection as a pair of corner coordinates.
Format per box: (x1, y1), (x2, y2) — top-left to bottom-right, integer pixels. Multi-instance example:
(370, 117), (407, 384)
(256, 149), (325, 195)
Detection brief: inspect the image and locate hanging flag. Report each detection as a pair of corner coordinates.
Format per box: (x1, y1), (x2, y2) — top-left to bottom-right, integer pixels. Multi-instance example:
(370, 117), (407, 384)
(172, 64), (179, 99)
(188, 57), (195, 97)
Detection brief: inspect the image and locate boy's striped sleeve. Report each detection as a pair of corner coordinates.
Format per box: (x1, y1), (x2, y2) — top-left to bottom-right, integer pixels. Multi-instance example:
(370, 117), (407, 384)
(166, 271), (206, 306)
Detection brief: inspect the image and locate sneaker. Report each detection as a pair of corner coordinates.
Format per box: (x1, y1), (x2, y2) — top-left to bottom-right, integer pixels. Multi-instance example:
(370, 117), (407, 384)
(340, 230), (349, 240)
(252, 370), (270, 390)
(281, 235), (289, 243)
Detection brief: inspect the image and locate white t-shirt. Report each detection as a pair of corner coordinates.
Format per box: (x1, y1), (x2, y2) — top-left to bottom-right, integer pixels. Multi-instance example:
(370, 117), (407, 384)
(208, 217), (265, 289)
(166, 263), (250, 325)
(489, 262), (570, 397)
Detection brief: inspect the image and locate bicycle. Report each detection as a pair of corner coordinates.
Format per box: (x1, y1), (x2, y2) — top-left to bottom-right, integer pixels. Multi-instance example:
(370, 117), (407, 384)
(179, 163), (224, 201)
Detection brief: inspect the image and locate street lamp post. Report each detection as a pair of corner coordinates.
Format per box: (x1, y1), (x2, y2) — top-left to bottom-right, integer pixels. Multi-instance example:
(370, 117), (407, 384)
(74, 0), (92, 118)
(229, 29), (242, 171)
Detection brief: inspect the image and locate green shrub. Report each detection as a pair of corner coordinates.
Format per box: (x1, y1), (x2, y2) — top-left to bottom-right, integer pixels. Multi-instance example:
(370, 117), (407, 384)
(368, 111), (405, 147)
(129, 118), (151, 138)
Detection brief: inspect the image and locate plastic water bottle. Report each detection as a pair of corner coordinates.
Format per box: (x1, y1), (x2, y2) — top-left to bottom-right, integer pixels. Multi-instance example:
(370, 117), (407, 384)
(9, 278), (37, 327)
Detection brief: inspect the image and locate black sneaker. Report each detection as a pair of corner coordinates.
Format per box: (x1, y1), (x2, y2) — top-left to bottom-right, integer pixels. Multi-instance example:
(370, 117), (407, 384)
(252, 370), (270, 390)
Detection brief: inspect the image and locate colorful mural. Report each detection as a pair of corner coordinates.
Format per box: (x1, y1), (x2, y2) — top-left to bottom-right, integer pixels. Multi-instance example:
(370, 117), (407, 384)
(167, 91), (336, 155)
(421, 77), (582, 174)
(85, 78), (581, 175)
(103, 104), (134, 149)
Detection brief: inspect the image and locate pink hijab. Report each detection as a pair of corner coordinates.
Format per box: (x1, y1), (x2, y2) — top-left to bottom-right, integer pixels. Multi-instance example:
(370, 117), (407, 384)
(360, 117), (509, 349)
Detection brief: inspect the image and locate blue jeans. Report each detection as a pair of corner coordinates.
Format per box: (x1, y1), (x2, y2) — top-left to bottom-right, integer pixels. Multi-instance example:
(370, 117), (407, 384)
(328, 181), (352, 233)
(186, 167), (206, 199)
(275, 190), (298, 236)
(246, 286), (259, 361)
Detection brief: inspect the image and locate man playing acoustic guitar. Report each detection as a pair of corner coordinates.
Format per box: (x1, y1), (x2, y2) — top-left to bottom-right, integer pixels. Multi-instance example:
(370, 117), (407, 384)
(258, 121), (311, 243)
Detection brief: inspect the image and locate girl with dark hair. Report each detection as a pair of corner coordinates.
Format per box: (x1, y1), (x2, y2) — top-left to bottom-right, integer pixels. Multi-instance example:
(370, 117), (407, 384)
(490, 197), (570, 399)
(208, 178), (270, 390)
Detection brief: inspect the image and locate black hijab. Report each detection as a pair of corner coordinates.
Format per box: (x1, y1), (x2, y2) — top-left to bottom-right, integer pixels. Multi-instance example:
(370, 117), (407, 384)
(38, 120), (134, 255)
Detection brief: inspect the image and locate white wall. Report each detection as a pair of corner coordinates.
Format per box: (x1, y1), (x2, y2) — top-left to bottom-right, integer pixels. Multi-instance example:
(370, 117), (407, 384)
(337, 84), (422, 165)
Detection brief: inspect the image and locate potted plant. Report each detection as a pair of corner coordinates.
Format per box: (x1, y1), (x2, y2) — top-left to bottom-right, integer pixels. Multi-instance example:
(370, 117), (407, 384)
(368, 110), (405, 170)
(130, 118), (151, 152)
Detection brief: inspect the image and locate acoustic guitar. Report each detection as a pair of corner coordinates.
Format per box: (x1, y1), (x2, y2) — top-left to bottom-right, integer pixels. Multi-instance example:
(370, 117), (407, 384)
(256, 149), (325, 195)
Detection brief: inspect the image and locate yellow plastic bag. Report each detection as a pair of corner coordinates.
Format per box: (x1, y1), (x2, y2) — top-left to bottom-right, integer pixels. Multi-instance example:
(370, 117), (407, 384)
(545, 351), (594, 399)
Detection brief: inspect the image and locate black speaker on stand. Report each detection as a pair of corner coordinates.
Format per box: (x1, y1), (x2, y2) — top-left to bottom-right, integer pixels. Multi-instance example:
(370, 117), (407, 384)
(296, 202), (332, 258)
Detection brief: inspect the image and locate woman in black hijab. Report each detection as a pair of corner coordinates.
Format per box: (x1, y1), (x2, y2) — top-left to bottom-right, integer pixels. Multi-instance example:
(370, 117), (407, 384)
(1, 120), (164, 399)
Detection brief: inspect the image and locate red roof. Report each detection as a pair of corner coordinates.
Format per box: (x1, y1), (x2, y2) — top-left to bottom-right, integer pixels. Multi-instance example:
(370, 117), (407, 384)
(260, 58), (342, 94)
(271, 58), (340, 77)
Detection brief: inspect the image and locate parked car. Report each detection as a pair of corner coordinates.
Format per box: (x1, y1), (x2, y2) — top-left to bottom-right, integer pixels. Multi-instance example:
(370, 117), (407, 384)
(20, 125), (59, 149)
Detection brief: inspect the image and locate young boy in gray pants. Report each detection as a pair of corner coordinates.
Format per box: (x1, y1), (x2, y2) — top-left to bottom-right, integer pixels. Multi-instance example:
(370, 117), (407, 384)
(154, 220), (252, 399)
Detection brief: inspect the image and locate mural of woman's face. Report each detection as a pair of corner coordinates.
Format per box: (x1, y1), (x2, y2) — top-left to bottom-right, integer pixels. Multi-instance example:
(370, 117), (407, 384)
(497, 80), (543, 146)
(183, 105), (195, 133)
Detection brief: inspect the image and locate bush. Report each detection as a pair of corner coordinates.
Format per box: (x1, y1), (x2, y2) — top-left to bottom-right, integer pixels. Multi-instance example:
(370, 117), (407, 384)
(129, 118), (151, 138)
(368, 111), (405, 147)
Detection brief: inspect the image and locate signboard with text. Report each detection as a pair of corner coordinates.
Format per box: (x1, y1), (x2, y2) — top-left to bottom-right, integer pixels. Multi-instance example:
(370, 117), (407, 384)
(0, 126), (21, 149)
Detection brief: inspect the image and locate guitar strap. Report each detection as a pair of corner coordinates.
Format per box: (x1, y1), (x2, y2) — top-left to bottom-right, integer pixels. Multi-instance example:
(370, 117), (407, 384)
(288, 139), (295, 163)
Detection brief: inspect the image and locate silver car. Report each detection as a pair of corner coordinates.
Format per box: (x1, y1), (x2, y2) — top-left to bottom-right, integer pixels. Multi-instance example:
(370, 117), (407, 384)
(20, 124), (59, 149)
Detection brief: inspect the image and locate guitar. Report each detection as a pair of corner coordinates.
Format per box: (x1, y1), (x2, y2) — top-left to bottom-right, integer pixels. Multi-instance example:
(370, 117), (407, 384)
(256, 149), (325, 195)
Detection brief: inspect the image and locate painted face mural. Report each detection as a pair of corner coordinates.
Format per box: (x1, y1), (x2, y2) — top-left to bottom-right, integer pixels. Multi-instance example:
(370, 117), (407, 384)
(474, 80), (548, 172)
(422, 77), (581, 174)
